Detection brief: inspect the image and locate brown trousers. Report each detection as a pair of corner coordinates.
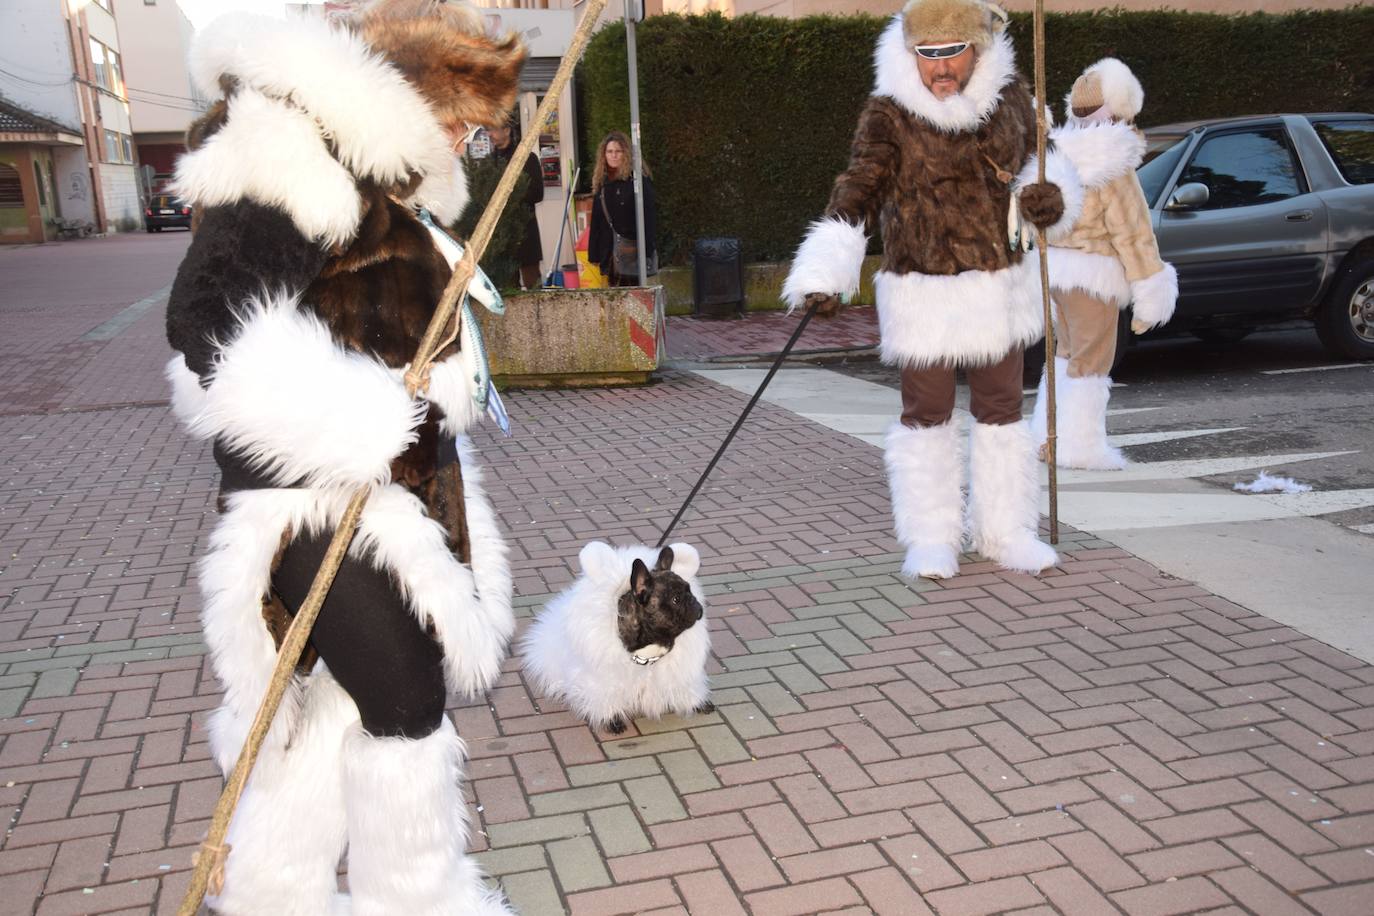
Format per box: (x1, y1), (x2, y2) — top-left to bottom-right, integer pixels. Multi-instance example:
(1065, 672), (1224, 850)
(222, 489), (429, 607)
(1053, 288), (1118, 378)
(900, 347), (1024, 428)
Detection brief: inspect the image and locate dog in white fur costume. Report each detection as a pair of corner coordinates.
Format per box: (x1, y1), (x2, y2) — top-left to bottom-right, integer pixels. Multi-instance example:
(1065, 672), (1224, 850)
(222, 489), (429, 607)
(522, 542), (713, 734)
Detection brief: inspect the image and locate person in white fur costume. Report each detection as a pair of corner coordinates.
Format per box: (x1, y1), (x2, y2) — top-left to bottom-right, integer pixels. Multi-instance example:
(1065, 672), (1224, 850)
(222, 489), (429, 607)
(163, 2), (526, 913)
(782, 0), (1139, 579)
(522, 543), (712, 735)
(1031, 58), (1178, 469)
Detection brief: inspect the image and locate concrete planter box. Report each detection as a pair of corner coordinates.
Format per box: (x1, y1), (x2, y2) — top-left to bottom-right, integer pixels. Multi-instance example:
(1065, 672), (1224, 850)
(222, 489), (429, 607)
(477, 286), (665, 388)
(655, 255), (883, 315)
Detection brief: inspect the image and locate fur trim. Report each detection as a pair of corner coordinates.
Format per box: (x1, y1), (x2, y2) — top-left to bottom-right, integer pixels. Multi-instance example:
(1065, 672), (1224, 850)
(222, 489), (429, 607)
(967, 420), (1058, 573)
(190, 13), (452, 190)
(1015, 146), (1084, 242)
(901, 0), (1008, 49)
(1048, 247), (1131, 307)
(358, 0), (526, 135)
(349, 454), (513, 699)
(874, 16), (1017, 133)
(186, 291), (426, 491)
(172, 88), (363, 247)
(781, 217), (868, 310)
(1067, 58), (1143, 123)
(209, 673), (354, 915)
(426, 355), (483, 436)
(876, 258), (1044, 369)
(166, 354), (209, 430)
(1129, 262), (1178, 329)
(521, 542), (710, 732)
(885, 420), (965, 579)
(343, 720), (513, 916)
(1055, 371), (1126, 470)
(1046, 121), (1145, 189)
(199, 487), (316, 775)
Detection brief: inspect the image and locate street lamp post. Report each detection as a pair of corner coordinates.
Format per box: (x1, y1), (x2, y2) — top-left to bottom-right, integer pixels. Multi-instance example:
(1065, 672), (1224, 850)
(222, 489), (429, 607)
(624, 0), (648, 286)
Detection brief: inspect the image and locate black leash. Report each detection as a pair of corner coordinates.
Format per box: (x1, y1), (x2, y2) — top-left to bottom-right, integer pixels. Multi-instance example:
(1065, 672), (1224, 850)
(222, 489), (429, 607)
(656, 298), (821, 548)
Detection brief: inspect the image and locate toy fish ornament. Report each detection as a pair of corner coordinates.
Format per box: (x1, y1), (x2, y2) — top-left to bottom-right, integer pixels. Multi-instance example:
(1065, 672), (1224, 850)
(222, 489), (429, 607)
(416, 209), (511, 436)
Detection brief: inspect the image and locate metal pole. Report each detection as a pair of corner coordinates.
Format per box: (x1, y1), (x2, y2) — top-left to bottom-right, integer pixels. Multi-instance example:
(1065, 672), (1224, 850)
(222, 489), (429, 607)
(1033, 0), (1059, 544)
(624, 0), (648, 286)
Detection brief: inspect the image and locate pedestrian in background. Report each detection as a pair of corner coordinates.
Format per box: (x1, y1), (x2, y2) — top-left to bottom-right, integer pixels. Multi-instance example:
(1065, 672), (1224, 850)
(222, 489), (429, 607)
(488, 115), (545, 289)
(588, 130), (657, 286)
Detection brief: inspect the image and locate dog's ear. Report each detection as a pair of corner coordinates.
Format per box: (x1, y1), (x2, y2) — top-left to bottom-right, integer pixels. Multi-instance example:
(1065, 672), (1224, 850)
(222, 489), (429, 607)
(666, 542), (701, 580)
(630, 558), (652, 604)
(654, 546), (674, 573)
(579, 541), (619, 580)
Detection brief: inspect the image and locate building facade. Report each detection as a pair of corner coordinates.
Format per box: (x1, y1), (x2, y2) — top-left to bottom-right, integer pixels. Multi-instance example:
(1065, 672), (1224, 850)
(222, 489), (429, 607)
(113, 0), (207, 196)
(0, 0), (142, 240)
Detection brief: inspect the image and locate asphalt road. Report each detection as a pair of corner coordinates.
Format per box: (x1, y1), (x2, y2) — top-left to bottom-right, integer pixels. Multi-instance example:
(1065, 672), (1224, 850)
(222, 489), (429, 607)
(827, 325), (1374, 534)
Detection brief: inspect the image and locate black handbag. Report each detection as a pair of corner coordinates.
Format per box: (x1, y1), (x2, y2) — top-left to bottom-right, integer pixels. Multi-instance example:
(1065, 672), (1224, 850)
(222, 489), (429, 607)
(600, 189), (657, 279)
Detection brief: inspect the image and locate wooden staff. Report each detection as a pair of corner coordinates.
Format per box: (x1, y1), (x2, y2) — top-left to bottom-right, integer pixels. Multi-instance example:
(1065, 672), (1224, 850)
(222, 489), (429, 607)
(177, 0), (609, 911)
(1032, 0), (1060, 544)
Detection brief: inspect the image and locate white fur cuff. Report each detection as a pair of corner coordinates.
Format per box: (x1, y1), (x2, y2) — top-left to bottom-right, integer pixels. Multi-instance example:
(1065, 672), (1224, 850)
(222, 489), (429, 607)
(1129, 263), (1179, 329)
(1017, 150), (1084, 243)
(189, 292), (425, 489)
(781, 217), (867, 310)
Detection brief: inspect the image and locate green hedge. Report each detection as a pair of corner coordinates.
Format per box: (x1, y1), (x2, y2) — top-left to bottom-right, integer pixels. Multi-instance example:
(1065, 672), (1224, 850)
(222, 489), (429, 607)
(579, 7), (1374, 265)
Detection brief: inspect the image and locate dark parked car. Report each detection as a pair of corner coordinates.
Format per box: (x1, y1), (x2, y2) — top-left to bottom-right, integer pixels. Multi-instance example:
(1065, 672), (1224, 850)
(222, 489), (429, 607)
(1032, 113), (1374, 374)
(144, 194), (192, 232)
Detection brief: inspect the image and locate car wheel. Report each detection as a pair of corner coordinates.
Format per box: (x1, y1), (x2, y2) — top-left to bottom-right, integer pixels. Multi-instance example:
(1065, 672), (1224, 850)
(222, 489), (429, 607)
(1192, 328), (1252, 346)
(145, 227), (154, 233)
(1316, 258), (1374, 360)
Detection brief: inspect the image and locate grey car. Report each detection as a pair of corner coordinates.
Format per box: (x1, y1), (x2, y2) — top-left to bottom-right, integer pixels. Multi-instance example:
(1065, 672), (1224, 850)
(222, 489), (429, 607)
(1135, 113), (1374, 359)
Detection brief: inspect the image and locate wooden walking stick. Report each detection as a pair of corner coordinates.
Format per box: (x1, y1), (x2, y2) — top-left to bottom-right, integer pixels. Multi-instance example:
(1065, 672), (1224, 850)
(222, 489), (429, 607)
(1032, 0), (1060, 545)
(177, 1), (609, 911)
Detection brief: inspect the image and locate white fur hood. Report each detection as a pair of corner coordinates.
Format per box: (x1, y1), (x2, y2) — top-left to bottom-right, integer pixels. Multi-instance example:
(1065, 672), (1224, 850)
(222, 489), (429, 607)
(1047, 120), (1146, 190)
(873, 14), (1018, 133)
(174, 12), (467, 244)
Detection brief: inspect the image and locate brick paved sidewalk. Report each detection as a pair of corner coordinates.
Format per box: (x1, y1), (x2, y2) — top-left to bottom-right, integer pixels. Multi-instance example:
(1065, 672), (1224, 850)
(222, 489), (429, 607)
(3, 240), (1372, 915)
(666, 307), (879, 361)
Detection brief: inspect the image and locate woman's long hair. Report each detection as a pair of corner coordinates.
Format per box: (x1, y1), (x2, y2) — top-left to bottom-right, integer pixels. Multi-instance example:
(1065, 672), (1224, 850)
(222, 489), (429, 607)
(591, 130), (651, 194)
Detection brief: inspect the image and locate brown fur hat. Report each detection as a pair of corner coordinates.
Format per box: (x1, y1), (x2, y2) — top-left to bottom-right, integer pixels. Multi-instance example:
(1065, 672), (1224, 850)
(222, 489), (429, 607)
(356, 0), (526, 131)
(901, 0), (1009, 50)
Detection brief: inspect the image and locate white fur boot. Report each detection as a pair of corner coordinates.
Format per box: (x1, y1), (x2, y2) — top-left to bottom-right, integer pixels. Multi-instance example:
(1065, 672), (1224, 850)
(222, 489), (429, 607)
(342, 717), (512, 916)
(1028, 356), (1065, 450)
(1056, 373), (1127, 470)
(968, 420), (1059, 574)
(885, 420), (964, 580)
(208, 673), (355, 916)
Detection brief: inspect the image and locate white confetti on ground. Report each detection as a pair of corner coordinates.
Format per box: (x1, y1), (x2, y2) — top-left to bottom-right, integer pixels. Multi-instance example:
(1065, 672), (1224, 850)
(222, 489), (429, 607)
(1234, 472), (1313, 495)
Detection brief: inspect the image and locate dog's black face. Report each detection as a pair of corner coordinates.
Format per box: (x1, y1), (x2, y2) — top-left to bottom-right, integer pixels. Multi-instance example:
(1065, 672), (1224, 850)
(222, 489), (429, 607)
(616, 546), (704, 654)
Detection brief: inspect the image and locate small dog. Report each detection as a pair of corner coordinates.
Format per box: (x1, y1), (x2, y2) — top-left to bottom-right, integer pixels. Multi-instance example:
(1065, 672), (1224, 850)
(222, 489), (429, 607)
(521, 541), (712, 735)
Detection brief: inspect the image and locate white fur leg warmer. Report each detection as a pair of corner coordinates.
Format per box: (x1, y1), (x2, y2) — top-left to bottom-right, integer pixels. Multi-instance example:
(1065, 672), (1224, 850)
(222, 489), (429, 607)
(208, 673), (355, 916)
(343, 718), (512, 916)
(968, 420), (1058, 574)
(885, 420), (965, 579)
(1056, 373), (1126, 470)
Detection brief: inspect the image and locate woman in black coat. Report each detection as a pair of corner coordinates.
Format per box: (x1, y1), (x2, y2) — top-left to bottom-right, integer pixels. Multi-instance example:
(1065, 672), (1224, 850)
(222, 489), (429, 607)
(488, 119), (544, 288)
(588, 130), (657, 286)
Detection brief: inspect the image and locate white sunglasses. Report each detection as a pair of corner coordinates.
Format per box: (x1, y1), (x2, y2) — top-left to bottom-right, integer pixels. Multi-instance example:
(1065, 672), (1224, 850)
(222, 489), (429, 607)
(913, 41), (970, 60)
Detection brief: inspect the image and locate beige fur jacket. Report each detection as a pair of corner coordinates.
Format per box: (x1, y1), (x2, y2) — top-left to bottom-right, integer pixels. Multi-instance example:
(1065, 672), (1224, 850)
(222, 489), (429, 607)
(1047, 124), (1178, 328)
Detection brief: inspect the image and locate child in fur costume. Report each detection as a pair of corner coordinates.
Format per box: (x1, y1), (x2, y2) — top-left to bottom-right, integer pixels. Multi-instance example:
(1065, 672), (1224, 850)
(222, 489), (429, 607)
(163, 2), (524, 913)
(784, 0), (1136, 578)
(522, 543), (712, 735)
(1031, 58), (1178, 469)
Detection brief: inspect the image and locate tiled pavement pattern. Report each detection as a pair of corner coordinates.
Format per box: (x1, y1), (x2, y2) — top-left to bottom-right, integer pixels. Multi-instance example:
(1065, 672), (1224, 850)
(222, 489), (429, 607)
(2, 236), (1373, 915)
(666, 306), (878, 361)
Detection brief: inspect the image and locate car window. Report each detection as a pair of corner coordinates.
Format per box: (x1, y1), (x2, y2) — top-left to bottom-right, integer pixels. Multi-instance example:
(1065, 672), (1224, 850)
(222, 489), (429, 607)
(1311, 119), (1374, 185)
(1177, 128), (1304, 209)
(1137, 135), (1190, 207)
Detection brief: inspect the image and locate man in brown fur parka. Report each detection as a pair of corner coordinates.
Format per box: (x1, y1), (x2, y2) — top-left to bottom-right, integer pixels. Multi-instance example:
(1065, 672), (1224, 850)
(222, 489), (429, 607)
(164, 2), (524, 913)
(785, 0), (1135, 580)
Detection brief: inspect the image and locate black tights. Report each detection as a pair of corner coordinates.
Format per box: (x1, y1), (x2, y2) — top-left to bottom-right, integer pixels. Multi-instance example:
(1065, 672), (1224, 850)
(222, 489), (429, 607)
(272, 529), (448, 739)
